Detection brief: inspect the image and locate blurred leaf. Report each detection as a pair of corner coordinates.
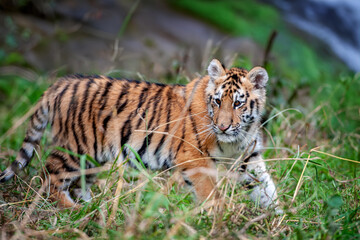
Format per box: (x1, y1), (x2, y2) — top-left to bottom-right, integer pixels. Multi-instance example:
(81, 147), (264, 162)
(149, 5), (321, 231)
(144, 192), (169, 218)
(4, 52), (26, 65)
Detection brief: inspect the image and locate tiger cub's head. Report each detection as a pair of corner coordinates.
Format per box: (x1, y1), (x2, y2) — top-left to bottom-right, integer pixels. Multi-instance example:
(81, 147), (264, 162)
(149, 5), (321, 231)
(206, 59), (268, 143)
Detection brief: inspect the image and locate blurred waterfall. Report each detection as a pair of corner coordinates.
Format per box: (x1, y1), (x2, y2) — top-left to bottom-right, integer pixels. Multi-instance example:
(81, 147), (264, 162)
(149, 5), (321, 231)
(265, 0), (360, 72)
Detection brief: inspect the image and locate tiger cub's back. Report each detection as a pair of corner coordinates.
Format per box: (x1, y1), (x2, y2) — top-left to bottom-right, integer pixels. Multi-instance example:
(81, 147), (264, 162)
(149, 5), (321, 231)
(46, 75), (190, 170)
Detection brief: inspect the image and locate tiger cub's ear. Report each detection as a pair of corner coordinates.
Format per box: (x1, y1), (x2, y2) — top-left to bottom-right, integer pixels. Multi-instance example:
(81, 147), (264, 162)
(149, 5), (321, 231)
(207, 59), (226, 81)
(247, 67), (268, 89)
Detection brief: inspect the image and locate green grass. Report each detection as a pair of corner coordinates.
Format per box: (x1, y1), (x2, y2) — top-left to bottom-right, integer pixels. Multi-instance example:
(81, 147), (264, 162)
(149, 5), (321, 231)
(1, 0), (360, 239)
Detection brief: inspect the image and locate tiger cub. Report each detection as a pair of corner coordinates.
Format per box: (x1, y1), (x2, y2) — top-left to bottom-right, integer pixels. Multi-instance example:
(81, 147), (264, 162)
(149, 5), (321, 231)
(0, 59), (279, 209)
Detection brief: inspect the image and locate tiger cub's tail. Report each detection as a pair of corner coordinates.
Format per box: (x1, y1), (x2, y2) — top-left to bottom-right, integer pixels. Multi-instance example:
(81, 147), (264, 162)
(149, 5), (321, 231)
(0, 98), (49, 182)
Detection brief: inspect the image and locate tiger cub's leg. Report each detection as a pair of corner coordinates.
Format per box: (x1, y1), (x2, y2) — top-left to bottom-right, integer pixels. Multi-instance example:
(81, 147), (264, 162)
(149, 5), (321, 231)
(45, 149), (80, 208)
(238, 152), (279, 209)
(72, 174), (96, 202)
(181, 159), (218, 203)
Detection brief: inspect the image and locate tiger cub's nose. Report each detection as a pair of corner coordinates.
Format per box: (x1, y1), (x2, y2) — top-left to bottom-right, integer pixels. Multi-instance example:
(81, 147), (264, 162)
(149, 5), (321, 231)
(218, 124), (230, 132)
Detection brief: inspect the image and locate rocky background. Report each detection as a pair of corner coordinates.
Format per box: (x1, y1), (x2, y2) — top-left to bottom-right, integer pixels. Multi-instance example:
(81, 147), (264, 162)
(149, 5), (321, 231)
(0, 0), (268, 80)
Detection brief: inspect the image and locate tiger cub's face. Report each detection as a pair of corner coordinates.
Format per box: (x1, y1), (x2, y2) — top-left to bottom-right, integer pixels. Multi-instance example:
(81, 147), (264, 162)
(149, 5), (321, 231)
(206, 59), (268, 143)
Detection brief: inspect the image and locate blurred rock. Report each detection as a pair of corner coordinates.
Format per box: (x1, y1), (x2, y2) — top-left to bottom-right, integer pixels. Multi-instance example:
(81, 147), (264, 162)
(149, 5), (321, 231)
(1, 0), (264, 79)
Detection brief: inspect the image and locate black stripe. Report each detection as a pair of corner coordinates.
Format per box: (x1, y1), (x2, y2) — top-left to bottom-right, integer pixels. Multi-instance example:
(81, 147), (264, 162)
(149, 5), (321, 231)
(50, 152), (78, 175)
(70, 83), (86, 156)
(120, 114), (133, 156)
(139, 88), (161, 128)
(101, 112), (113, 155)
(62, 161), (78, 172)
(117, 100), (128, 115)
(45, 100), (50, 122)
(137, 87), (165, 166)
(64, 82), (80, 139)
(24, 134), (39, 144)
(249, 100), (255, 116)
(50, 152), (67, 163)
(92, 115), (99, 163)
(250, 100), (255, 109)
(101, 82), (116, 133)
(188, 105), (202, 153)
(66, 144), (80, 164)
(168, 113), (179, 165)
(137, 137), (150, 160)
(24, 136), (36, 144)
(78, 79), (95, 148)
(135, 86), (152, 129)
(98, 81), (113, 118)
(255, 99), (259, 115)
(30, 118), (44, 132)
(45, 163), (59, 175)
(231, 74), (242, 84)
(239, 152), (259, 172)
(32, 109), (45, 126)
(19, 148), (32, 161)
(51, 100), (57, 127)
(103, 114), (112, 132)
(59, 84), (73, 137)
(244, 181), (256, 190)
(50, 97), (56, 127)
(184, 179), (193, 186)
(53, 83), (71, 137)
(137, 85), (150, 110)
(217, 142), (224, 153)
(137, 87), (164, 158)
(88, 83), (101, 121)
(17, 148), (34, 169)
(176, 126), (185, 158)
(64, 82), (80, 137)
(39, 101), (47, 116)
(154, 87), (172, 157)
(152, 88), (165, 167)
(174, 117), (186, 160)
(164, 151), (173, 169)
(116, 83), (130, 114)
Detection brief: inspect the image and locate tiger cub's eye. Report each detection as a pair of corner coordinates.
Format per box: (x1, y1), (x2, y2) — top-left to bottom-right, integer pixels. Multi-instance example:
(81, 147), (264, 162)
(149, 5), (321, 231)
(215, 99), (221, 105)
(234, 100), (241, 107)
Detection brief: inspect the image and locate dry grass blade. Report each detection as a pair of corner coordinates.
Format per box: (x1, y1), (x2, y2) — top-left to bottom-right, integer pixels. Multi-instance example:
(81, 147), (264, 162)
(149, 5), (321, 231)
(291, 146), (324, 206)
(291, 150), (312, 205)
(312, 149), (360, 164)
(261, 108), (302, 127)
(0, 104), (38, 144)
(24, 228), (90, 240)
(106, 164), (125, 227)
(23, 176), (43, 208)
(0, 66), (39, 82)
(0, 199), (34, 208)
(239, 212), (271, 234)
(20, 179), (48, 228)
(165, 221), (183, 240)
